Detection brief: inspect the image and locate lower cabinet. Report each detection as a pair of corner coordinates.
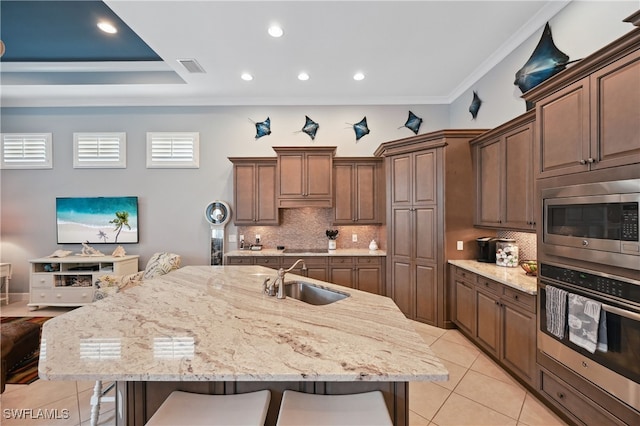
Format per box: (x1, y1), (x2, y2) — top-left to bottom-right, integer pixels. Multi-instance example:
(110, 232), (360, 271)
(451, 265), (537, 387)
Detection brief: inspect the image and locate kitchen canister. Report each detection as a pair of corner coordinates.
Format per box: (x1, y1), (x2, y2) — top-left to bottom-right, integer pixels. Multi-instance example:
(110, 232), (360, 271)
(496, 238), (519, 267)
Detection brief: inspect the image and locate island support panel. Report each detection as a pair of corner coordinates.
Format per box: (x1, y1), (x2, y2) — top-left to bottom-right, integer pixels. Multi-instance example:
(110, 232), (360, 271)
(118, 381), (408, 426)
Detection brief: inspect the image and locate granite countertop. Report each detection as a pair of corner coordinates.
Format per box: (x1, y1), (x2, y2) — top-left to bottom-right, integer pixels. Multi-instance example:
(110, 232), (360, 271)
(39, 265), (447, 383)
(225, 248), (387, 257)
(448, 259), (537, 295)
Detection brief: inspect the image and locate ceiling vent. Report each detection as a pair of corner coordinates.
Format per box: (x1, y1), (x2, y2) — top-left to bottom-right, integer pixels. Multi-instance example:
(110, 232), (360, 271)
(177, 58), (205, 73)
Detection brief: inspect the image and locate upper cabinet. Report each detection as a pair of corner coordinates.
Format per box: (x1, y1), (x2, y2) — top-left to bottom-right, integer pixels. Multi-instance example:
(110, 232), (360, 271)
(229, 158), (279, 225)
(524, 29), (640, 179)
(333, 158), (384, 225)
(274, 146), (336, 208)
(470, 110), (536, 231)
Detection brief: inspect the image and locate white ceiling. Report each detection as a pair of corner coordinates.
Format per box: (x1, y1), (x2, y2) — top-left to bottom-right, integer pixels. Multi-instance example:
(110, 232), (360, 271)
(1, 0), (571, 108)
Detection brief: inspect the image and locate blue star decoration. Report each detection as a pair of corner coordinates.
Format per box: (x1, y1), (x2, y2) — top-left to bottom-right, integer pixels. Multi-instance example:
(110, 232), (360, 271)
(469, 91), (482, 120)
(252, 117), (271, 139)
(299, 116), (319, 140)
(350, 116), (370, 141)
(401, 111), (423, 134)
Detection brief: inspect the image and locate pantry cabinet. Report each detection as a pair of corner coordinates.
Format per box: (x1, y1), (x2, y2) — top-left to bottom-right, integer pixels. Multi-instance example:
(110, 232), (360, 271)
(229, 158), (279, 225)
(451, 265), (537, 387)
(333, 158), (384, 225)
(471, 110), (535, 231)
(375, 130), (488, 328)
(524, 30), (640, 179)
(274, 146), (335, 208)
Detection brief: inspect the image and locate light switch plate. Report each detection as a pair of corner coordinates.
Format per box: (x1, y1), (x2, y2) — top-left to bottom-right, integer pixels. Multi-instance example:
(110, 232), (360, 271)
(352, 233), (358, 242)
(456, 241), (464, 251)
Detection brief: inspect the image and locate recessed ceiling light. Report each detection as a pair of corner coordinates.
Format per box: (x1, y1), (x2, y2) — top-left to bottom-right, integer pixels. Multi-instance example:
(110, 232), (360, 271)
(97, 21), (117, 34)
(353, 72), (365, 81)
(241, 73), (254, 81)
(268, 25), (284, 38)
(298, 72), (310, 81)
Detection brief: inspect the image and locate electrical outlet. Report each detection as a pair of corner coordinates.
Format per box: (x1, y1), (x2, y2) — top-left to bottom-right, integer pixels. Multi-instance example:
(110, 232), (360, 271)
(456, 240), (463, 251)
(228, 234), (237, 243)
(352, 233), (358, 242)
(255, 234), (261, 243)
(239, 234), (244, 242)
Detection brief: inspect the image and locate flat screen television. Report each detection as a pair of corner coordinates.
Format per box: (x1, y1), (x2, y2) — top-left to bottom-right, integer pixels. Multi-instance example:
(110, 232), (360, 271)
(56, 196), (139, 244)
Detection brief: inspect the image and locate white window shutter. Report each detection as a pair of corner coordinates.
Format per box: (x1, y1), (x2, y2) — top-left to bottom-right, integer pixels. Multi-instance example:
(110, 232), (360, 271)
(0, 133), (53, 169)
(73, 132), (126, 168)
(146, 132), (199, 168)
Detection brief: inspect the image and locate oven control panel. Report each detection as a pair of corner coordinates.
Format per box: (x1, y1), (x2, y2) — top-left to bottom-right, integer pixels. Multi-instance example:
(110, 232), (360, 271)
(540, 263), (640, 305)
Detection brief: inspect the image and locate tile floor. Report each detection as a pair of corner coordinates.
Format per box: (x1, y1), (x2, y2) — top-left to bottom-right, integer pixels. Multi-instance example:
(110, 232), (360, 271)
(0, 300), (567, 425)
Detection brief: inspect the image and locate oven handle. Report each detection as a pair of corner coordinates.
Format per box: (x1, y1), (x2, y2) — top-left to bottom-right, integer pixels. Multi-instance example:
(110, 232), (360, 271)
(540, 281), (640, 321)
(602, 304), (640, 321)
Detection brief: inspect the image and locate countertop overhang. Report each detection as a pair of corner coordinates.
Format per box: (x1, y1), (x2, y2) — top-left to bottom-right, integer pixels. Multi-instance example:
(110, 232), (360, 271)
(448, 259), (537, 295)
(39, 265), (446, 383)
(225, 248), (387, 257)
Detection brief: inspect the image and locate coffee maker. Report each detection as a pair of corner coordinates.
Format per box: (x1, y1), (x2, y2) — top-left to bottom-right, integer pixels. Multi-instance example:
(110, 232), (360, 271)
(476, 237), (498, 263)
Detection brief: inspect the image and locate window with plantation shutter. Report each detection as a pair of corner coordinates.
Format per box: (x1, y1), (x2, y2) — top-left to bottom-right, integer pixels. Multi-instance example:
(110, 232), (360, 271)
(146, 132), (199, 168)
(73, 132), (126, 168)
(0, 133), (53, 169)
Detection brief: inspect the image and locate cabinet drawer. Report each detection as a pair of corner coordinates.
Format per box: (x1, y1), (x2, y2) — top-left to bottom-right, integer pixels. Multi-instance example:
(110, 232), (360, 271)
(503, 286), (536, 313)
(31, 289), (53, 303)
(255, 257), (281, 268)
(330, 257), (354, 265)
(540, 369), (624, 426)
(282, 257), (327, 267)
(356, 257), (381, 265)
(31, 274), (54, 288)
(52, 289), (94, 304)
(478, 277), (500, 294)
(454, 267), (477, 284)
(226, 257), (254, 265)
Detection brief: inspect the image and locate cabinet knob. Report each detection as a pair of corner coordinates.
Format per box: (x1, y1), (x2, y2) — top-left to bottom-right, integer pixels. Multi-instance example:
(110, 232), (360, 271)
(557, 392), (565, 399)
(514, 294), (519, 300)
(587, 157), (596, 164)
(580, 159), (587, 165)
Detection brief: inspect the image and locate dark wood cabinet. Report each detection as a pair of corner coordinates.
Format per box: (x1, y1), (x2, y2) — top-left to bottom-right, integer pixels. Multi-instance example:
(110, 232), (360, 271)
(282, 256), (328, 281)
(328, 256), (384, 295)
(229, 158), (279, 225)
(524, 30), (640, 179)
(376, 130), (488, 328)
(333, 158), (384, 225)
(471, 110), (535, 231)
(450, 264), (537, 387)
(274, 147), (335, 208)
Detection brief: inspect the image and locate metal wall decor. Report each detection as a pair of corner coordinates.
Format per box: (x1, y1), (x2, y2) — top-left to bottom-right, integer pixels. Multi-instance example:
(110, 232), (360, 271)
(515, 22), (571, 109)
(252, 117), (271, 139)
(401, 111), (423, 134)
(350, 116), (370, 141)
(299, 115), (319, 140)
(469, 91), (482, 120)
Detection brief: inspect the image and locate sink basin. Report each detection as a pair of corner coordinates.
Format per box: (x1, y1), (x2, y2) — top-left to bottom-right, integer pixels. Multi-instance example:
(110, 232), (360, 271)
(284, 281), (350, 305)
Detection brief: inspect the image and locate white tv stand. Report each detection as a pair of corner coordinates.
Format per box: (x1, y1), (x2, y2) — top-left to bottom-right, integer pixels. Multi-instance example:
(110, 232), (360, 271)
(28, 255), (139, 311)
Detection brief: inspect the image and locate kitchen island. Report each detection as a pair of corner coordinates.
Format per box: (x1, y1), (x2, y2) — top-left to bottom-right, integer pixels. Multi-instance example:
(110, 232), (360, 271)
(39, 265), (448, 425)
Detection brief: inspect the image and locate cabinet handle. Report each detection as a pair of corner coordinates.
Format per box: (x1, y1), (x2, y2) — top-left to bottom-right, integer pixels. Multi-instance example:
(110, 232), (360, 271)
(514, 294), (519, 300)
(556, 392), (565, 399)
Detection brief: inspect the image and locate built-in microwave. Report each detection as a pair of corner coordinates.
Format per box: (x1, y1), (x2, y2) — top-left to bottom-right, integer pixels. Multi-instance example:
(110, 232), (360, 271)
(542, 179), (640, 270)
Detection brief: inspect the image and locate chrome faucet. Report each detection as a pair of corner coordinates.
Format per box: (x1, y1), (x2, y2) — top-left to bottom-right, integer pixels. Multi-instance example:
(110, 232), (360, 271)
(263, 258), (307, 299)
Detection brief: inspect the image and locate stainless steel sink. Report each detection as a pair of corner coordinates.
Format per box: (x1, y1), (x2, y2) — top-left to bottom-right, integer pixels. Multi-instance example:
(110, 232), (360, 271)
(284, 281), (350, 305)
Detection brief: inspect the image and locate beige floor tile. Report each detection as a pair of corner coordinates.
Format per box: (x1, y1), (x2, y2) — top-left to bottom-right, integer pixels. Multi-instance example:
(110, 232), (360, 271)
(429, 338), (480, 368)
(417, 332), (439, 346)
(1, 300), (75, 317)
(409, 381), (452, 421)
(0, 380), (79, 410)
(438, 329), (477, 349)
(454, 370), (526, 420)
(432, 393), (518, 426)
(2, 393), (81, 425)
(518, 393), (568, 426)
(412, 322), (447, 339)
(409, 409), (431, 426)
(80, 409), (116, 426)
(470, 352), (521, 387)
(434, 358), (468, 391)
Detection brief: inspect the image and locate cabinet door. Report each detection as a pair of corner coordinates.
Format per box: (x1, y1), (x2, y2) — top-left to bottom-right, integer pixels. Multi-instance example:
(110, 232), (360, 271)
(536, 78), (590, 178)
(476, 138), (502, 226)
(413, 151), (437, 205)
(475, 288), (500, 357)
(453, 278), (475, 336)
(391, 208), (412, 259)
(279, 153), (305, 197)
(590, 49), (640, 171)
(255, 162), (278, 224)
(501, 300), (536, 385)
(503, 124), (534, 229)
(233, 163), (257, 223)
(414, 207), (436, 263)
(354, 163), (378, 222)
(390, 154), (412, 206)
(415, 262), (436, 325)
(330, 266), (355, 288)
(356, 266), (381, 295)
(391, 259), (412, 317)
(333, 163), (355, 222)
(306, 152), (333, 198)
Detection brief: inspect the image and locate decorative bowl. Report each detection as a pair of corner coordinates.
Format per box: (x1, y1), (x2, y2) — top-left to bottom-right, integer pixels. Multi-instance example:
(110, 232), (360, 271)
(520, 260), (538, 276)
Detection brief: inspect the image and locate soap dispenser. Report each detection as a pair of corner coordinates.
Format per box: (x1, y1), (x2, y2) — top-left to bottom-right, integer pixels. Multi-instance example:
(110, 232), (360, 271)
(369, 240), (378, 251)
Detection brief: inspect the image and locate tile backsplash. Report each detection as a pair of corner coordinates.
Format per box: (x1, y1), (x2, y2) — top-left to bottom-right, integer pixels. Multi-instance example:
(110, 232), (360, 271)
(237, 208), (386, 251)
(496, 230), (537, 261)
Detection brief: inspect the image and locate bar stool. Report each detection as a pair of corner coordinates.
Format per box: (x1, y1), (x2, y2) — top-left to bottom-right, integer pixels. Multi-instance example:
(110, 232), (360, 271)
(145, 390), (271, 426)
(276, 390), (392, 426)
